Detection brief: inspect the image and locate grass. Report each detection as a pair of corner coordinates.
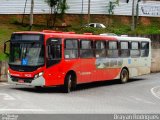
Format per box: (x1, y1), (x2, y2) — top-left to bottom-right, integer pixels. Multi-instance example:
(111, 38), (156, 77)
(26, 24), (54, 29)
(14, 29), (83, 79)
(0, 54), (8, 61)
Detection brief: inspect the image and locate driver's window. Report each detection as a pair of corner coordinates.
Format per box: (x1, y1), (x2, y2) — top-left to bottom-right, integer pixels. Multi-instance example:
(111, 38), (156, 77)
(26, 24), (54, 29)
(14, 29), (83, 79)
(46, 38), (62, 68)
(48, 45), (61, 59)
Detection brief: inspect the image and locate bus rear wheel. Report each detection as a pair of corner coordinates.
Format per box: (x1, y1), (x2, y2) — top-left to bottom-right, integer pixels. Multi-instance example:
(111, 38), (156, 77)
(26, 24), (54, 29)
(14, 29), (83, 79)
(120, 68), (129, 83)
(63, 74), (73, 93)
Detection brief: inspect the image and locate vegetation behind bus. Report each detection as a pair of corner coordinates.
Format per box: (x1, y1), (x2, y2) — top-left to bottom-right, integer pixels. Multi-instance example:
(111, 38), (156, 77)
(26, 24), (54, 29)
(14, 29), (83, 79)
(0, 15), (160, 61)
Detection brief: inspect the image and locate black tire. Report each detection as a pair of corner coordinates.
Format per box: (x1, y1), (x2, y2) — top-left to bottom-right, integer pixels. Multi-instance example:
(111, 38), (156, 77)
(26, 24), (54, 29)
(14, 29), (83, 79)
(35, 86), (43, 90)
(119, 68), (129, 84)
(63, 74), (73, 93)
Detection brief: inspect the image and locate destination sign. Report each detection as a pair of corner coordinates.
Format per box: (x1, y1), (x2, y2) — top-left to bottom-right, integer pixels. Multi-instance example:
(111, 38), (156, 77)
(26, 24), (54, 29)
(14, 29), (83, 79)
(11, 34), (43, 41)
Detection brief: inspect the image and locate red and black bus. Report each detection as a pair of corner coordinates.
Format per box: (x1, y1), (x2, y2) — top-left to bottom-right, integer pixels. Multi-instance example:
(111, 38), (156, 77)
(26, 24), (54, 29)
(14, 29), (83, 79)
(5, 30), (151, 93)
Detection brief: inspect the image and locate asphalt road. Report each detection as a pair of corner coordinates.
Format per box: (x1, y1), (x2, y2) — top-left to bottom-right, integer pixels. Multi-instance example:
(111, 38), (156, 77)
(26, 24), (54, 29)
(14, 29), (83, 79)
(0, 73), (160, 114)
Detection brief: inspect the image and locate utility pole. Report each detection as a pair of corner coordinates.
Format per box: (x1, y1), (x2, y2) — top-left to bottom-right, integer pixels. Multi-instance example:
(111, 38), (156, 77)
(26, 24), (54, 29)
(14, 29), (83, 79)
(135, 0), (139, 28)
(81, 0), (84, 25)
(136, 0), (141, 28)
(30, 0), (34, 30)
(88, 0), (91, 24)
(131, 0), (135, 31)
(22, 0), (28, 24)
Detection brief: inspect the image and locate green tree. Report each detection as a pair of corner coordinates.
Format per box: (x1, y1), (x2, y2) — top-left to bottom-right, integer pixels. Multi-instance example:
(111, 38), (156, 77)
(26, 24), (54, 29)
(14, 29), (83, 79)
(45, 0), (59, 27)
(45, 0), (68, 27)
(108, 0), (119, 15)
(59, 0), (68, 19)
(107, 0), (119, 26)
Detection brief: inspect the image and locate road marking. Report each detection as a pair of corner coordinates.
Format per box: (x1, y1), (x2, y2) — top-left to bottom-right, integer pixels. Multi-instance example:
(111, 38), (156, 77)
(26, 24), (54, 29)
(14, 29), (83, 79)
(130, 96), (155, 104)
(0, 109), (45, 112)
(151, 86), (160, 100)
(0, 93), (15, 100)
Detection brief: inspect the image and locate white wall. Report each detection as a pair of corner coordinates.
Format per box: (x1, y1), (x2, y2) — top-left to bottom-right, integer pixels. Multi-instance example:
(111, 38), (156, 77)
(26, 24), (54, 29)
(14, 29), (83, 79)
(0, 0), (160, 17)
(0, 0), (49, 14)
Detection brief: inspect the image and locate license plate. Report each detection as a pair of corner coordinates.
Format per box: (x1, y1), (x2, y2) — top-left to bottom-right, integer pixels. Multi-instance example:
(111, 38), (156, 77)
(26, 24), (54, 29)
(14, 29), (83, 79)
(18, 80), (24, 83)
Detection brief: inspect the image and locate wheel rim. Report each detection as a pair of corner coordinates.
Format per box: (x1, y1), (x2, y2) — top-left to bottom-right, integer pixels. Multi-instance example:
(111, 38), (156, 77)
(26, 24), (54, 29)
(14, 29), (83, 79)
(68, 75), (72, 92)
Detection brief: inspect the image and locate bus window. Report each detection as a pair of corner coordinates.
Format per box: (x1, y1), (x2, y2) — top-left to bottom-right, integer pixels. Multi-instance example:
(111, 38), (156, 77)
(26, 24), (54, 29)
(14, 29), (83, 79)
(141, 42), (149, 57)
(120, 41), (130, 57)
(46, 38), (62, 67)
(64, 39), (78, 59)
(95, 41), (106, 58)
(107, 41), (118, 58)
(130, 42), (140, 58)
(80, 40), (94, 58)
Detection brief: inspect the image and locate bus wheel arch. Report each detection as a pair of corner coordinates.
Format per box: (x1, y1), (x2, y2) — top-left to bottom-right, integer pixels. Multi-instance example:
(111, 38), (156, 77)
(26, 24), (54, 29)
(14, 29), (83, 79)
(119, 67), (129, 84)
(63, 70), (77, 93)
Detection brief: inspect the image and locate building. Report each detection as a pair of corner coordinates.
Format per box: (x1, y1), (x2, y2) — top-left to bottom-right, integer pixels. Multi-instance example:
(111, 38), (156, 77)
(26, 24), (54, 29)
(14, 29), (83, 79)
(0, 0), (160, 17)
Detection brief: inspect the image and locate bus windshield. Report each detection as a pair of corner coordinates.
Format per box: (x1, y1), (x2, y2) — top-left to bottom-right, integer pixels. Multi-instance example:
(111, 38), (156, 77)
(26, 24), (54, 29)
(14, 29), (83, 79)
(9, 42), (44, 66)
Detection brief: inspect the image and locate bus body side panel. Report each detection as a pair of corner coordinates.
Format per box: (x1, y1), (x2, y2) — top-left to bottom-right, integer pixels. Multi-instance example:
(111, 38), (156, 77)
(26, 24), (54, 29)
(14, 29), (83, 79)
(95, 68), (121, 81)
(76, 58), (121, 83)
(127, 57), (151, 77)
(43, 65), (63, 86)
(43, 57), (122, 87)
(95, 58), (122, 80)
(43, 59), (82, 86)
(78, 59), (96, 83)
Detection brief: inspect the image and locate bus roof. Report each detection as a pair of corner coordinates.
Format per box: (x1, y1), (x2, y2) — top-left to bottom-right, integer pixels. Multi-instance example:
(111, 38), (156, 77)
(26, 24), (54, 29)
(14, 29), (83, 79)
(115, 36), (151, 42)
(13, 31), (116, 41)
(13, 31), (151, 42)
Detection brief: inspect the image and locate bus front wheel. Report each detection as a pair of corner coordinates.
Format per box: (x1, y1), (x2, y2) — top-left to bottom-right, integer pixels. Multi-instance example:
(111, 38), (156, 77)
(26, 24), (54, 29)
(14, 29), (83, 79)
(63, 74), (73, 93)
(120, 68), (129, 83)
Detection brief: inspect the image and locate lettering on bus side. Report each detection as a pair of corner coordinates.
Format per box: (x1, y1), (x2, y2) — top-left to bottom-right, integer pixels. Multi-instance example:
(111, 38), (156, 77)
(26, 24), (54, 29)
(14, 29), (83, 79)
(96, 58), (123, 69)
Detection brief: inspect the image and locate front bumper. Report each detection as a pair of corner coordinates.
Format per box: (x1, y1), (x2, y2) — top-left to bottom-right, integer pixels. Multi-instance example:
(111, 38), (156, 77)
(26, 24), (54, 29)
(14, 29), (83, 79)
(8, 75), (45, 86)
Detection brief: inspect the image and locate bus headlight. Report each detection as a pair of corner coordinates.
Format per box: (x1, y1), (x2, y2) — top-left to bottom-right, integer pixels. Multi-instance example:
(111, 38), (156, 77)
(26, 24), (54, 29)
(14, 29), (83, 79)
(34, 72), (44, 79)
(34, 74), (38, 79)
(39, 72), (43, 76)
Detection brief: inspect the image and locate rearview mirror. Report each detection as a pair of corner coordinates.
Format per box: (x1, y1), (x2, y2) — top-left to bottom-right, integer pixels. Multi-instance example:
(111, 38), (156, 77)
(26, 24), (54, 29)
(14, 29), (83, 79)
(4, 40), (10, 55)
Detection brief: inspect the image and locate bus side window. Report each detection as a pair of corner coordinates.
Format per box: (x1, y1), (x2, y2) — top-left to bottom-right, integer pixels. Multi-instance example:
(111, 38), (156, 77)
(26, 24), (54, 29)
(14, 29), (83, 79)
(95, 41), (106, 58)
(130, 42), (140, 58)
(80, 40), (94, 58)
(64, 39), (78, 59)
(120, 41), (130, 57)
(107, 41), (119, 58)
(141, 42), (149, 57)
